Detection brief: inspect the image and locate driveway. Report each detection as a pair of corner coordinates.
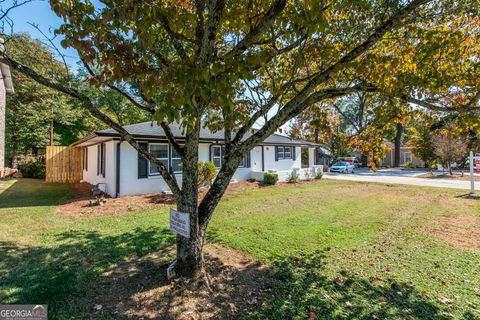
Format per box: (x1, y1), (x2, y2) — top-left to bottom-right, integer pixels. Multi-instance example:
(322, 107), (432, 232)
(324, 168), (475, 191)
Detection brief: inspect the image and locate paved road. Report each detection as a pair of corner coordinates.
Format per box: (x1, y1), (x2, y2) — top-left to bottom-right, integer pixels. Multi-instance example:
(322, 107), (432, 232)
(323, 169), (475, 191)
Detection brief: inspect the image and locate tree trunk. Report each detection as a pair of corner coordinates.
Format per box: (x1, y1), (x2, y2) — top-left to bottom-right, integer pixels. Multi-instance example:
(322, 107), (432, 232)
(394, 123), (403, 167)
(174, 118), (203, 277)
(175, 222), (205, 277)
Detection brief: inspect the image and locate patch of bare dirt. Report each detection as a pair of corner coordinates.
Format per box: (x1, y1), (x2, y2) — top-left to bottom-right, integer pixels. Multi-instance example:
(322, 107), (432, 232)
(427, 215), (480, 252)
(93, 243), (273, 319)
(57, 181), (266, 217)
(57, 180), (324, 217)
(56, 182), (175, 217)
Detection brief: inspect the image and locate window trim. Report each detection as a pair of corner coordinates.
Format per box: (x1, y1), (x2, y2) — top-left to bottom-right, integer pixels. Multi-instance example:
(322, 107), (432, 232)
(276, 146), (293, 160)
(148, 143), (169, 176)
(171, 144), (183, 174)
(211, 145), (225, 168)
(211, 144), (249, 168)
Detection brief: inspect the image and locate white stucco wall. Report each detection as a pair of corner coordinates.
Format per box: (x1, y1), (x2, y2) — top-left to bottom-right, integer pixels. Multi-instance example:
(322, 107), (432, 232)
(82, 141), (317, 197)
(263, 146), (302, 171)
(118, 142), (177, 196)
(82, 140), (116, 196)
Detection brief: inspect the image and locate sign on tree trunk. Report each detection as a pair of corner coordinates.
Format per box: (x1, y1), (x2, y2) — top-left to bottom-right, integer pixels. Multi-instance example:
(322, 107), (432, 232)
(170, 209), (190, 238)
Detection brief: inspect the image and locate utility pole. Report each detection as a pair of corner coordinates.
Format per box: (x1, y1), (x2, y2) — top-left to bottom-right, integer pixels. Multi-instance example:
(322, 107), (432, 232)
(50, 100), (54, 146)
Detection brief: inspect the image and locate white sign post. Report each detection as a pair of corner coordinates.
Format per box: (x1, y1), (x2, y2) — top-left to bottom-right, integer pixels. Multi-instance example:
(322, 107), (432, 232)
(470, 151), (474, 194)
(170, 208), (190, 238)
(469, 151), (480, 195)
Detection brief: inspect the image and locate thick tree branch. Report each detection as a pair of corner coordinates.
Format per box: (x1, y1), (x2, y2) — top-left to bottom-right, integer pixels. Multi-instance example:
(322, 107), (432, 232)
(198, 0), (225, 64)
(223, 0), (287, 60)
(133, 88), (185, 157)
(238, 0), (429, 150)
(82, 58), (184, 157)
(231, 94), (278, 145)
(400, 93), (480, 112)
(160, 120), (185, 157)
(2, 54), (182, 196)
(159, 15), (189, 60)
(300, 0), (430, 99)
(81, 58), (156, 115)
(233, 0), (429, 147)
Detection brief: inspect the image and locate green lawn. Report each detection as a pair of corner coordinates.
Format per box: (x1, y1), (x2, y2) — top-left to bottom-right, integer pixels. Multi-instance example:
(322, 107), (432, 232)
(0, 179), (479, 319)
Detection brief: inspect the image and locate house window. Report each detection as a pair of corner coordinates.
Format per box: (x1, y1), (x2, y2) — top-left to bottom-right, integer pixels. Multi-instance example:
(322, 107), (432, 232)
(171, 146), (183, 173)
(404, 152), (412, 164)
(211, 145), (225, 168)
(211, 145), (249, 168)
(97, 143), (105, 177)
(149, 143), (169, 175)
(83, 147), (88, 171)
(276, 146), (293, 160)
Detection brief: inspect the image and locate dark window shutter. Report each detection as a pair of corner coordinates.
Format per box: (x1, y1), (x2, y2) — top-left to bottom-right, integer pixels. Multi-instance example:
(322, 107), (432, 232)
(292, 147), (296, 160)
(138, 142), (148, 179)
(275, 146), (279, 161)
(209, 144), (212, 162)
(246, 151), (251, 168)
(102, 143), (106, 177)
(97, 145), (100, 175)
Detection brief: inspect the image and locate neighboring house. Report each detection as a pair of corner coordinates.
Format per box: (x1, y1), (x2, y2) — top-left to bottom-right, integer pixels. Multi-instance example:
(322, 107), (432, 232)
(72, 121), (322, 197)
(381, 141), (424, 168)
(0, 40), (14, 177)
(314, 145), (332, 166)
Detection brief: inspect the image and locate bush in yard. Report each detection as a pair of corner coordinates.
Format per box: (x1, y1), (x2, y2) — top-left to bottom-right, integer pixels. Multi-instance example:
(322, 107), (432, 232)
(197, 161), (217, 188)
(18, 159), (46, 179)
(403, 161), (414, 168)
(263, 172), (279, 185)
(287, 170), (300, 183)
(304, 169), (313, 180)
(315, 170), (323, 180)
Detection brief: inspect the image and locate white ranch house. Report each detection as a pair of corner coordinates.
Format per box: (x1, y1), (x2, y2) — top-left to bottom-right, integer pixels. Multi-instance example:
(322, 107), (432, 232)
(72, 121), (324, 197)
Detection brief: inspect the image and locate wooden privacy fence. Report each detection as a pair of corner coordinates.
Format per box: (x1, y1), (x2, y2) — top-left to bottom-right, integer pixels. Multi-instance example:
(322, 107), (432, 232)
(46, 146), (83, 183)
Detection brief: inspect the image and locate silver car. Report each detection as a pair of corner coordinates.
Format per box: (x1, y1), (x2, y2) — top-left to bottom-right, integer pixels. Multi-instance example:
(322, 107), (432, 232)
(330, 161), (355, 173)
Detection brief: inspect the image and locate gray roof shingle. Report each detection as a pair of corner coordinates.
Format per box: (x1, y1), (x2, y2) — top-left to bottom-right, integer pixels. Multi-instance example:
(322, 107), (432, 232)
(95, 121), (319, 147)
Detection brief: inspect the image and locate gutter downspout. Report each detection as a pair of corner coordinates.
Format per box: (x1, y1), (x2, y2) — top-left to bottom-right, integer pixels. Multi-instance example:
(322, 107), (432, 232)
(261, 146), (265, 172)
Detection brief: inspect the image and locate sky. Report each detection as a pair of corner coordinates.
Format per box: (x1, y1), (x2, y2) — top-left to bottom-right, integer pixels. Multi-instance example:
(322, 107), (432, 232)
(5, 0), (80, 67)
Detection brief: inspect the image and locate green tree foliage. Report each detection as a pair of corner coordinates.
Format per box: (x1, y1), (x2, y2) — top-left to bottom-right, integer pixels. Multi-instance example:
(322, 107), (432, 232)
(4, 34), (95, 163)
(408, 114), (437, 168)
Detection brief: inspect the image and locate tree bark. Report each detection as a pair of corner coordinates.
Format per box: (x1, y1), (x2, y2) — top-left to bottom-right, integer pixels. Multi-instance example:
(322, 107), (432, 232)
(175, 219), (205, 276)
(174, 118), (204, 276)
(394, 122), (403, 167)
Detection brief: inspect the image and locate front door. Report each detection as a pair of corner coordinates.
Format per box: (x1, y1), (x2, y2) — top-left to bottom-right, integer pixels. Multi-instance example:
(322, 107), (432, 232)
(301, 148), (309, 168)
